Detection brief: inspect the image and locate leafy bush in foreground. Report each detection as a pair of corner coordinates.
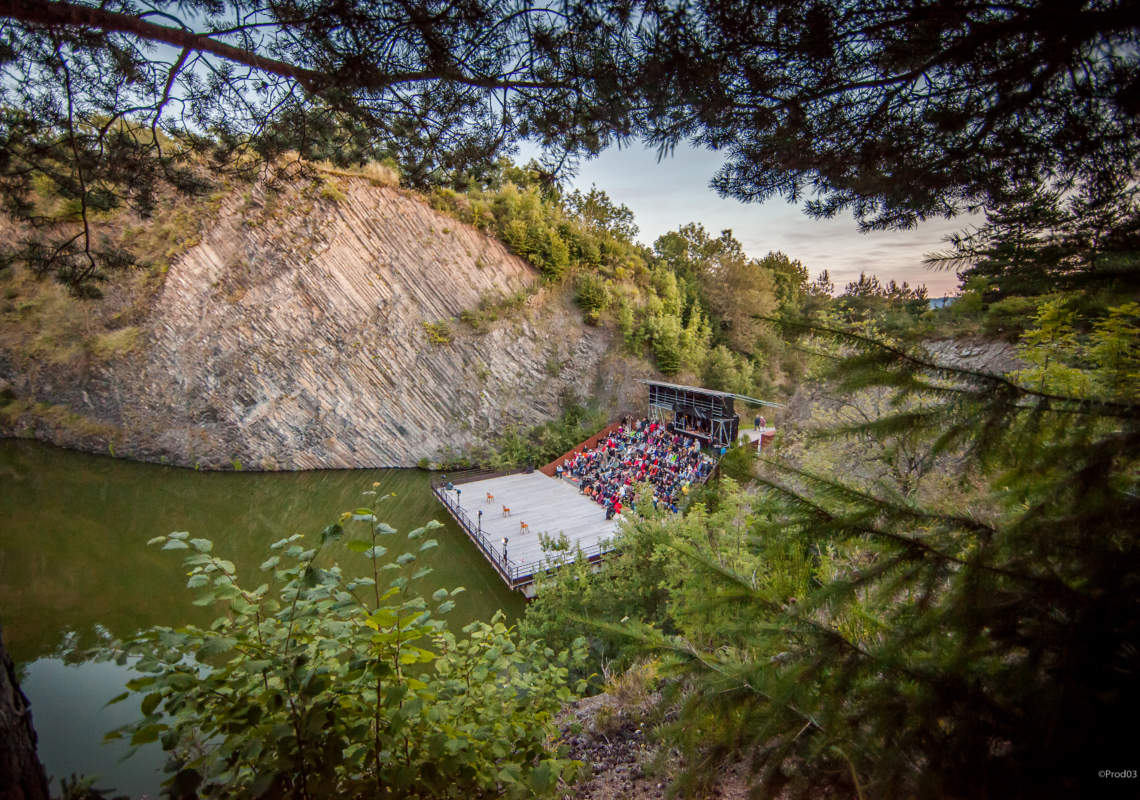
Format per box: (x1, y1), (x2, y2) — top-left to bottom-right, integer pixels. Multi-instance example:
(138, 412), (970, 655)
(100, 494), (587, 800)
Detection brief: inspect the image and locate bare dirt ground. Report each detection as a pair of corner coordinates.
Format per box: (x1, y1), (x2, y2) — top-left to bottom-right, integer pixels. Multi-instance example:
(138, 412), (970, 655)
(558, 694), (755, 800)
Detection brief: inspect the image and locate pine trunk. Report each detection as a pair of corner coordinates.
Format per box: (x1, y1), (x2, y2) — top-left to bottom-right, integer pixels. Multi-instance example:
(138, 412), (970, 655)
(0, 622), (50, 800)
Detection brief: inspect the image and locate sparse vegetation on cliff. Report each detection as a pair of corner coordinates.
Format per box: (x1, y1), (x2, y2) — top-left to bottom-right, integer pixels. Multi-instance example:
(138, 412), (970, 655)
(429, 402), (610, 472)
(87, 326), (141, 359)
(421, 320), (453, 346)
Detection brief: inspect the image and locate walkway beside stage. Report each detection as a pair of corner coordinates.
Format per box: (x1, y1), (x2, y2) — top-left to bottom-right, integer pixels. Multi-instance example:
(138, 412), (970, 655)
(432, 469), (620, 597)
(740, 426), (777, 449)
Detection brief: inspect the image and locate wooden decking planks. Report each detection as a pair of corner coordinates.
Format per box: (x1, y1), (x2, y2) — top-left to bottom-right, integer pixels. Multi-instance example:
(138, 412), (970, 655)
(441, 471), (620, 568)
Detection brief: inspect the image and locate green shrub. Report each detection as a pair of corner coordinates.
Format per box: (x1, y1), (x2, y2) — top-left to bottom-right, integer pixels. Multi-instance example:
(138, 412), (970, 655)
(983, 295), (1044, 337)
(546, 232), (570, 279)
(481, 403), (609, 469)
(317, 177), (349, 202)
(422, 320), (452, 345)
(88, 326), (140, 359)
(574, 273), (609, 324)
(643, 311), (682, 375)
(102, 507), (588, 799)
(503, 218), (530, 254)
(951, 278), (986, 316)
(617, 299), (637, 348)
(459, 308), (481, 330)
(718, 439), (757, 482)
(703, 345), (735, 391)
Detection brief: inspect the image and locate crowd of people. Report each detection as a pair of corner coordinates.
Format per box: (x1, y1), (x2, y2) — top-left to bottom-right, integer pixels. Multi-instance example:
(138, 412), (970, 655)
(555, 418), (717, 517)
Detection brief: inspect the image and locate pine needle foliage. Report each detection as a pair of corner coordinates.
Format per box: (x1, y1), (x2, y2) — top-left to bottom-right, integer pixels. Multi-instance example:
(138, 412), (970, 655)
(617, 320), (1140, 799)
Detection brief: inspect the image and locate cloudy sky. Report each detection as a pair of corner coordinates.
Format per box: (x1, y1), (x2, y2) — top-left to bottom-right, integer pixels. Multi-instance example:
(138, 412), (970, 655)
(520, 141), (970, 299)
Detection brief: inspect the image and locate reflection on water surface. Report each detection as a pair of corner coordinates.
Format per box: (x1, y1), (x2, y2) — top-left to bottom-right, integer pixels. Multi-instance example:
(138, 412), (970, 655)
(0, 439), (524, 796)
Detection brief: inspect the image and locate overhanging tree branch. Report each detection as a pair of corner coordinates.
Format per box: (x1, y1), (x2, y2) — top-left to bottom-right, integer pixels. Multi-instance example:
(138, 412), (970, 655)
(4, 0), (570, 92)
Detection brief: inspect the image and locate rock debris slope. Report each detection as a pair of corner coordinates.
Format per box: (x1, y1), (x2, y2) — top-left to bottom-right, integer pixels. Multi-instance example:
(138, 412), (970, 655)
(3, 178), (611, 468)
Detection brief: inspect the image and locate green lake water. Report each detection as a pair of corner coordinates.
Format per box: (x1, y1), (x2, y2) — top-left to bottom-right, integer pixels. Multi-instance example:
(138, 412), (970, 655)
(0, 439), (525, 797)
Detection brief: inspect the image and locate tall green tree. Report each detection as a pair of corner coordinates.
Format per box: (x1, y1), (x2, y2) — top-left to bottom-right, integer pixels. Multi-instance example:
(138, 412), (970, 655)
(652, 224), (783, 351)
(925, 183), (1140, 298)
(757, 251), (809, 319)
(565, 186), (639, 242)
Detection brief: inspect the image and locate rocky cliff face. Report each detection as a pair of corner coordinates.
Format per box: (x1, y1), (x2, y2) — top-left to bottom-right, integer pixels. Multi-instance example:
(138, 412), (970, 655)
(0, 177), (614, 468)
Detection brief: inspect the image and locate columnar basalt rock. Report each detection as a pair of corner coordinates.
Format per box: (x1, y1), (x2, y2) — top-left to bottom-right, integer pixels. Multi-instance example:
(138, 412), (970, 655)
(0, 178), (613, 468)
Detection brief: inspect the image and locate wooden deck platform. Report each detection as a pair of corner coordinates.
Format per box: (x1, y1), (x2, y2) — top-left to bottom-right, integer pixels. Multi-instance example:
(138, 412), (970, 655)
(432, 469), (621, 597)
(433, 426), (779, 596)
(453, 471), (620, 563)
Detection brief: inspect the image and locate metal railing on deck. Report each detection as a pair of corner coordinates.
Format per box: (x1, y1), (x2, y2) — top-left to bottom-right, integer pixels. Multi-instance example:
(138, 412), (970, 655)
(430, 469), (610, 591)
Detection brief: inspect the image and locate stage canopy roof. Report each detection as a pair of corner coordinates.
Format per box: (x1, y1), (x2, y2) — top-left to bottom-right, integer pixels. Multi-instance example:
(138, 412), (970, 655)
(637, 379), (786, 410)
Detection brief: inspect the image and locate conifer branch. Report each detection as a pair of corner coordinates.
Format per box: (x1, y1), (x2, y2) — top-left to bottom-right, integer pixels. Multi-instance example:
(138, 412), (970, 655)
(771, 317), (1140, 419)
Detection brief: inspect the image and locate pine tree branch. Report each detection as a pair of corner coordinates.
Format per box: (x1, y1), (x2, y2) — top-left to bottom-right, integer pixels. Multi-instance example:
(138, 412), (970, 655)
(753, 460), (1085, 595)
(5, 0), (570, 93)
(771, 317), (1140, 419)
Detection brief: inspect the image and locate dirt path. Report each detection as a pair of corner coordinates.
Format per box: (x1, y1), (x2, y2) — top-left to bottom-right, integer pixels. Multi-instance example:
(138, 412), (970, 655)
(560, 694), (755, 800)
